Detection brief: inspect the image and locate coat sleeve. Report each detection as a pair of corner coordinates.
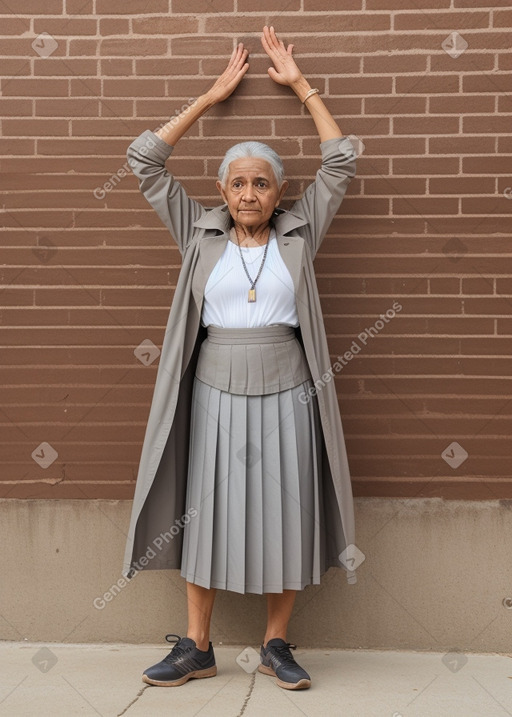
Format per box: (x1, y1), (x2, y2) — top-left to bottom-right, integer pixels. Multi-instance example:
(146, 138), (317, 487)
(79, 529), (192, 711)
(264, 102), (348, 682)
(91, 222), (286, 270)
(126, 129), (204, 256)
(289, 136), (357, 259)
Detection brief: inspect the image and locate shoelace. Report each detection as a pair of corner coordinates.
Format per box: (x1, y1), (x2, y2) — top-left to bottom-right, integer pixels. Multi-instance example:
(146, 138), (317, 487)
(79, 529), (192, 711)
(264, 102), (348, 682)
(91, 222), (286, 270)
(267, 642), (299, 664)
(162, 633), (187, 663)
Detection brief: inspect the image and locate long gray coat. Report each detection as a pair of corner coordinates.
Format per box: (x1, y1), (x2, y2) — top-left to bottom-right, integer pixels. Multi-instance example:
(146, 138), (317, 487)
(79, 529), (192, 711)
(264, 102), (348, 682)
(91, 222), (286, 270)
(122, 129), (358, 585)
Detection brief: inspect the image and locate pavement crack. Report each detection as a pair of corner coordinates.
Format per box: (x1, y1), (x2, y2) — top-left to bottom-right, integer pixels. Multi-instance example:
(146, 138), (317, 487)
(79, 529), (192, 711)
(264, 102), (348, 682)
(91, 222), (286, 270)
(117, 684), (149, 716)
(237, 671), (256, 716)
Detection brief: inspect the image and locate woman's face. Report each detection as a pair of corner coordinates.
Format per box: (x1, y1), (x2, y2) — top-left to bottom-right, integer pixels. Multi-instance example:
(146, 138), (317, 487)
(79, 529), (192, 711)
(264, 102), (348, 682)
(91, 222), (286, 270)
(216, 157), (288, 231)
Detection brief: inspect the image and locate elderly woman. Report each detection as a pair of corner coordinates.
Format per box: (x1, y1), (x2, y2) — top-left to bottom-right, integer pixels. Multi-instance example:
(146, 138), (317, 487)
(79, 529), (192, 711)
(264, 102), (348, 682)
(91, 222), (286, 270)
(123, 26), (357, 691)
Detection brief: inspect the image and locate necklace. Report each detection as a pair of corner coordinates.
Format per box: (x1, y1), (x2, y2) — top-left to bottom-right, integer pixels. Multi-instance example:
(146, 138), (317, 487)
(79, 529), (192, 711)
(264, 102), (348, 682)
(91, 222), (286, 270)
(231, 225), (271, 302)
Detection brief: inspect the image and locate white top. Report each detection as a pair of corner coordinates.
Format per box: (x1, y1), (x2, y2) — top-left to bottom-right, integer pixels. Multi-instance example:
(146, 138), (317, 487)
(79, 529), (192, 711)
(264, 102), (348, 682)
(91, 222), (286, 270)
(201, 227), (299, 328)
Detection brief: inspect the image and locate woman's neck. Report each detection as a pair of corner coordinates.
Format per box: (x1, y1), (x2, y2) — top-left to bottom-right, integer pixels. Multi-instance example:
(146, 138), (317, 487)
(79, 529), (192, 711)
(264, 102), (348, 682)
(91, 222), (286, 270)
(230, 220), (271, 247)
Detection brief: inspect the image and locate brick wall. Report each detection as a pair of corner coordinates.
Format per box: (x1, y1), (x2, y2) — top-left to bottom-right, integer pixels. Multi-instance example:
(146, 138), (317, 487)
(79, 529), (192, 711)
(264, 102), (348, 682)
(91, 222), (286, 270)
(1, 0), (511, 501)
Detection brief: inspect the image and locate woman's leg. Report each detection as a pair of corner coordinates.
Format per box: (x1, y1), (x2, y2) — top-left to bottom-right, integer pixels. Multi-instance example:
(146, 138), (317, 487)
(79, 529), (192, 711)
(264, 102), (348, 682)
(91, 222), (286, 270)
(263, 589), (296, 646)
(186, 581), (217, 650)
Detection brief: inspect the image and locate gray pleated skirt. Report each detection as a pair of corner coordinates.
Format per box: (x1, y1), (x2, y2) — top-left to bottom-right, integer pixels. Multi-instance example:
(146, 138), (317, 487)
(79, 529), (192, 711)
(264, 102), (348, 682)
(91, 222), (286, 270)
(180, 324), (325, 595)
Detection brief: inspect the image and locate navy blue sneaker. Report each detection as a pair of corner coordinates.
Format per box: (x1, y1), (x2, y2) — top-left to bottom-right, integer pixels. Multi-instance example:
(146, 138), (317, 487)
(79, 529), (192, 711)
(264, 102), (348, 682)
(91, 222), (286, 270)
(258, 638), (311, 690)
(142, 634), (216, 687)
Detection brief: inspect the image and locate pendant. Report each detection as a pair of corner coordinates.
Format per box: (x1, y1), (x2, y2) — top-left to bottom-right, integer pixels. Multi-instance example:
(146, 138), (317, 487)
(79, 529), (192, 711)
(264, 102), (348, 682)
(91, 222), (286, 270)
(248, 288), (256, 302)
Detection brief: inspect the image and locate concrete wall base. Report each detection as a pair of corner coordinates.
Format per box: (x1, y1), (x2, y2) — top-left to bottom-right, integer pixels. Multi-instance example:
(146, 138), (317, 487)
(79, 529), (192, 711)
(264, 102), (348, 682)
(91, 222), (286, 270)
(2, 498), (511, 651)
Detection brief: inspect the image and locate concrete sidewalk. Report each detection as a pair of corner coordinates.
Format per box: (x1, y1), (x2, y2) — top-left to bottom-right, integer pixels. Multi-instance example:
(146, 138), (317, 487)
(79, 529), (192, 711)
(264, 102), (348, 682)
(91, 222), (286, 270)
(0, 642), (511, 717)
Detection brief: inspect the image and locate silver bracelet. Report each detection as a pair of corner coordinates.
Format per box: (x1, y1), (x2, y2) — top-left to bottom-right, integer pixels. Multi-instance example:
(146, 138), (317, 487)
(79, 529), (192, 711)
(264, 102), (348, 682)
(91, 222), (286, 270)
(302, 88), (320, 103)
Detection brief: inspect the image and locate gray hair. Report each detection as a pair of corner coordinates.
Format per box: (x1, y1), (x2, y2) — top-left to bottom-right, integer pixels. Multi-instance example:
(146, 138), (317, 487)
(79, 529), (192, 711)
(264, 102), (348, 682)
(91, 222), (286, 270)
(218, 141), (285, 189)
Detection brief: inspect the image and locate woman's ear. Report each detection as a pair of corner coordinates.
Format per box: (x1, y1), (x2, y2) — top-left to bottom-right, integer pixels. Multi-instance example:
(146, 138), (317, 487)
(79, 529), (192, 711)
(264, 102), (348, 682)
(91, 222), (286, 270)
(216, 179), (228, 203)
(278, 179), (289, 203)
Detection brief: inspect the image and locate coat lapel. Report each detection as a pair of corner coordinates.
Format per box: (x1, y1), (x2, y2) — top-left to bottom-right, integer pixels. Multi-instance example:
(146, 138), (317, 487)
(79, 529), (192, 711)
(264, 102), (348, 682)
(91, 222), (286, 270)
(191, 204), (308, 314)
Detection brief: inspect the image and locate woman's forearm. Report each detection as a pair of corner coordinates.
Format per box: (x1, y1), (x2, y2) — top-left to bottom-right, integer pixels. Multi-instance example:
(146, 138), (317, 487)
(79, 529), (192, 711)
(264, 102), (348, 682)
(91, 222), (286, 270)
(291, 76), (343, 143)
(154, 92), (216, 147)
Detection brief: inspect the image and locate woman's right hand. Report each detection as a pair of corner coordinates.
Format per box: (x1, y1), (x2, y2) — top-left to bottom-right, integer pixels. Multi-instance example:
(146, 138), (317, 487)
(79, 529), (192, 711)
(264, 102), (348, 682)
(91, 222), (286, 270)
(206, 43), (249, 104)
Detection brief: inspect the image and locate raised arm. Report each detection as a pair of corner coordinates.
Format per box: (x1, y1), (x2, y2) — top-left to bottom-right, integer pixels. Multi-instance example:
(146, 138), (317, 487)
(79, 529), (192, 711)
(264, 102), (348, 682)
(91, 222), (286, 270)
(127, 44), (249, 254)
(261, 26), (356, 257)
(155, 43), (249, 147)
(261, 25), (343, 143)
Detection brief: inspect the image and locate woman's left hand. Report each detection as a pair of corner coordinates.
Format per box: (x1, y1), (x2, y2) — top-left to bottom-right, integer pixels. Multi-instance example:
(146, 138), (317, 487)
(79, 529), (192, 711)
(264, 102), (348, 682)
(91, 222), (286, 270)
(261, 25), (303, 87)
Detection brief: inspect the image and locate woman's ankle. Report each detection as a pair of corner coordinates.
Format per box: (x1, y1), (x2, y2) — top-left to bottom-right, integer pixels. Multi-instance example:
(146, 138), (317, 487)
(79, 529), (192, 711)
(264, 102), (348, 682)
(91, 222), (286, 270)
(187, 632), (210, 651)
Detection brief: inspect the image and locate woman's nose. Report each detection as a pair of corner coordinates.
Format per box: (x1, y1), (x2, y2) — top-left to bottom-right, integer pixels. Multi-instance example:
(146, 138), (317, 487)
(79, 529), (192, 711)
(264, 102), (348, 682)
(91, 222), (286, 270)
(242, 185), (256, 201)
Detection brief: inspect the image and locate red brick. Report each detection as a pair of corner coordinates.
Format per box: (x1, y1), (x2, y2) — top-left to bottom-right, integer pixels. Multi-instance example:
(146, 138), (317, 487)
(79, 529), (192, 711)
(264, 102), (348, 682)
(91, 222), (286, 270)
(33, 18), (98, 35)
(461, 197), (512, 214)
(103, 79), (165, 97)
(0, 17), (31, 33)
(394, 11), (489, 31)
(430, 52), (494, 73)
(456, 0), (509, 6)
(393, 157), (459, 175)
(430, 177), (495, 194)
(463, 277), (494, 294)
(238, 0), (298, 9)
(396, 74), (459, 95)
(392, 197), (458, 214)
(33, 58), (98, 76)
(363, 177), (426, 195)
(100, 59), (134, 76)
(171, 36), (232, 56)
(365, 97), (426, 115)
(99, 18), (130, 36)
(3, 119), (69, 136)
(394, 116), (459, 135)
(96, 0), (168, 12)
(172, 0), (233, 10)
(1, 78), (69, 97)
(0, 99), (33, 116)
(99, 38), (168, 56)
(304, 0), (360, 8)
(66, 0), (94, 12)
(132, 16), (198, 34)
(463, 115), (512, 133)
(429, 136), (495, 155)
(3, 0), (61, 12)
(462, 152), (511, 176)
(498, 53), (512, 70)
(0, 58), (31, 76)
(363, 55), (427, 74)
(330, 76), (393, 95)
(69, 78), (102, 97)
(135, 58), (200, 76)
(367, 0), (448, 6)
(35, 98), (101, 116)
(429, 278), (460, 294)
(429, 95), (495, 114)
